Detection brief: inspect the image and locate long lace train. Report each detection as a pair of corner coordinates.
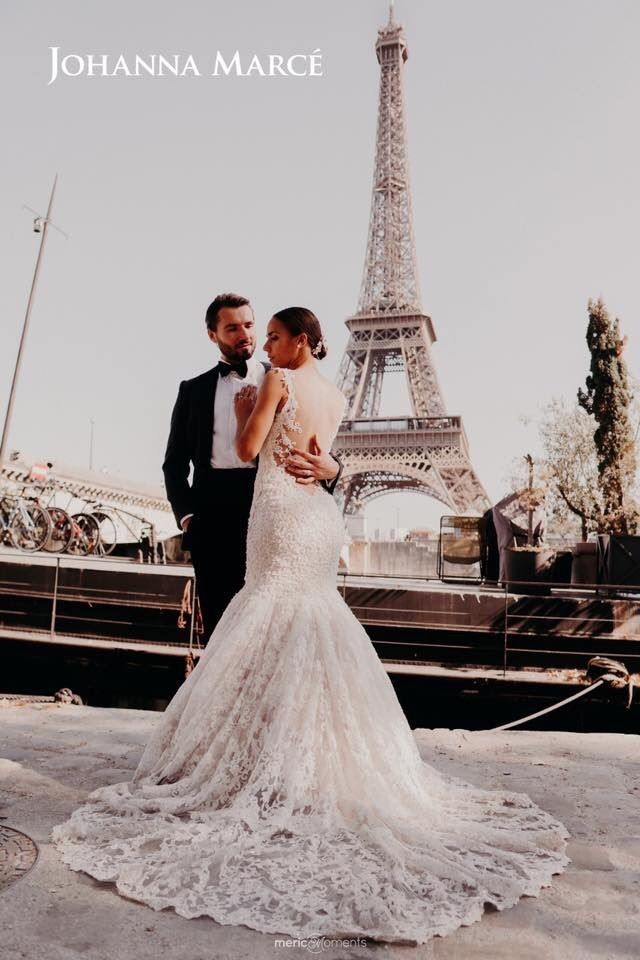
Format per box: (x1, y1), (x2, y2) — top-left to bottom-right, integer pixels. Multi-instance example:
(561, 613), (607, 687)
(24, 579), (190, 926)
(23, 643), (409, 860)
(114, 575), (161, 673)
(51, 368), (568, 943)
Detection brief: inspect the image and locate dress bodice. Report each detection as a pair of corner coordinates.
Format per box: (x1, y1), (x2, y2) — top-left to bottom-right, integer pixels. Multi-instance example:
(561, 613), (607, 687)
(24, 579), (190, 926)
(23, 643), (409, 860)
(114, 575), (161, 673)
(244, 367), (348, 595)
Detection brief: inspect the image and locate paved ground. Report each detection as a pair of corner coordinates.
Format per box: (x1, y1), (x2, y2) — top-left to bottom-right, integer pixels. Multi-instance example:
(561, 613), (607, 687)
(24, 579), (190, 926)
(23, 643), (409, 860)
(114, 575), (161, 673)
(1, 701), (639, 960)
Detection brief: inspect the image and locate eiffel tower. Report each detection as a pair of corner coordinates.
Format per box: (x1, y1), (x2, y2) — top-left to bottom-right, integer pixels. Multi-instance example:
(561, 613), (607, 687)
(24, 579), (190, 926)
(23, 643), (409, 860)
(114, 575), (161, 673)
(334, 3), (489, 519)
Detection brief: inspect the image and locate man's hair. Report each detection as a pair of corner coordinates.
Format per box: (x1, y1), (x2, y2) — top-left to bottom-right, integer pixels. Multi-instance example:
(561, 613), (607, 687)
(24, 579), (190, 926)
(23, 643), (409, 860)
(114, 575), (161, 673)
(205, 293), (251, 331)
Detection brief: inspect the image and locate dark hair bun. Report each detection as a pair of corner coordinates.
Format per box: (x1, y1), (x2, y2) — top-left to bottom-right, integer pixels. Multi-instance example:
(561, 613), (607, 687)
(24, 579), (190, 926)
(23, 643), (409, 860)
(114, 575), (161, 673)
(273, 306), (327, 360)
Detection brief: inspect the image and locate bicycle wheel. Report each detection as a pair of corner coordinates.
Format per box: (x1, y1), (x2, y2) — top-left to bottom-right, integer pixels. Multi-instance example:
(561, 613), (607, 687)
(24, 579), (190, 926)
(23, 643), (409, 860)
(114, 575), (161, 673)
(43, 507), (74, 553)
(92, 510), (118, 555)
(67, 513), (101, 555)
(8, 502), (52, 551)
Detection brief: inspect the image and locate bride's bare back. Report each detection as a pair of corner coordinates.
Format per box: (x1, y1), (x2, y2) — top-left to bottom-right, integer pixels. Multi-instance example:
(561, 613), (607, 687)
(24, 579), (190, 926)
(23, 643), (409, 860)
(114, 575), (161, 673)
(274, 366), (346, 469)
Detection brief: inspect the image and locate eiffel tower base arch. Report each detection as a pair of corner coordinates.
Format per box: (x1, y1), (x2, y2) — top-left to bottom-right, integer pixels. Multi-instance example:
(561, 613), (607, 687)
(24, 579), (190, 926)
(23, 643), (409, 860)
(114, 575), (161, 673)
(334, 425), (490, 522)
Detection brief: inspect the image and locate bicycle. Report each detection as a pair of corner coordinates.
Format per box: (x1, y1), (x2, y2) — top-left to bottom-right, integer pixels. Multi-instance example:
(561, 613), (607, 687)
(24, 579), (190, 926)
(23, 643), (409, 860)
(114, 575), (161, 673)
(0, 489), (52, 551)
(90, 509), (118, 556)
(42, 505), (74, 553)
(66, 513), (101, 555)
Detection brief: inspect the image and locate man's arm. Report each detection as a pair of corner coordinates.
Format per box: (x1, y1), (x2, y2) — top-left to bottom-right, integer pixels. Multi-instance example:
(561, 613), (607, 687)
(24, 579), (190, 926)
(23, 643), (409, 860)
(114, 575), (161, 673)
(162, 380), (194, 528)
(322, 452), (343, 496)
(285, 441), (343, 497)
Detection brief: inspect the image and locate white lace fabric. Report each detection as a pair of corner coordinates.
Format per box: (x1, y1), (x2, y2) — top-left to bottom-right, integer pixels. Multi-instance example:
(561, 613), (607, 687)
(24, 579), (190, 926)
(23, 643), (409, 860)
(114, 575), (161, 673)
(51, 367), (569, 944)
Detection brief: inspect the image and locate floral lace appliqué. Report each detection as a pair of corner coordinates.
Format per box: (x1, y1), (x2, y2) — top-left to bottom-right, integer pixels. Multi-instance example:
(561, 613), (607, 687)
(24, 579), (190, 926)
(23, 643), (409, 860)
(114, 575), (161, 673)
(272, 368), (304, 467)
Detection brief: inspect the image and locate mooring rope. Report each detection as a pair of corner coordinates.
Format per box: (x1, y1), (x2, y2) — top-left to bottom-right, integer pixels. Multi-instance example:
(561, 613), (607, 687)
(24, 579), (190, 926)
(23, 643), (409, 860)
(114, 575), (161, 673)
(0, 688), (83, 705)
(491, 658), (634, 731)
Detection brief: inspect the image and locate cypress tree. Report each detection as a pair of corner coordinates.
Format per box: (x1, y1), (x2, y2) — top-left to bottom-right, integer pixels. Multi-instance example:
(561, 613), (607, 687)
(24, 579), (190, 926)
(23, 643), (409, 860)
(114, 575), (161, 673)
(577, 298), (638, 534)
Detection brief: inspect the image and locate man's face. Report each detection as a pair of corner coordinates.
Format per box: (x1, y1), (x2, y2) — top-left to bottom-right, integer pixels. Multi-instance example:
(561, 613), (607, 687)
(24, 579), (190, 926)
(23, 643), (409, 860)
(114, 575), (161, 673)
(208, 305), (256, 361)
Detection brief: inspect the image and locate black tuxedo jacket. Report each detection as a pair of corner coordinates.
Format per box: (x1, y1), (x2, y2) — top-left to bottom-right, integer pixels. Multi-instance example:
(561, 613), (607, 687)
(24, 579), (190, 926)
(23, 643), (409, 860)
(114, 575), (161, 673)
(162, 363), (344, 528)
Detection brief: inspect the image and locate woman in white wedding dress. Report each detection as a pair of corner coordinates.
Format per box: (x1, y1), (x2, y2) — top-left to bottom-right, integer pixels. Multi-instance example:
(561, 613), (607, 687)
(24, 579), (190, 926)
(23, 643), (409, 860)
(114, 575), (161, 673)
(52, 307), (568, 945)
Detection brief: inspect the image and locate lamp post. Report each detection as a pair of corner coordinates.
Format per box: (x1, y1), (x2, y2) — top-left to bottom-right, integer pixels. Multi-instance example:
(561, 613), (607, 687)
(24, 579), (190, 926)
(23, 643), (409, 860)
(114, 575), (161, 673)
(0, 175), (59, 470)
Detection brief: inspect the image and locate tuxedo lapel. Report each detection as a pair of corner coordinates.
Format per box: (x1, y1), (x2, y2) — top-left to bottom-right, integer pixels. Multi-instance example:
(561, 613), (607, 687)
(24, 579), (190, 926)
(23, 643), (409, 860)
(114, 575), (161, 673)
(196, 366), (218, 465)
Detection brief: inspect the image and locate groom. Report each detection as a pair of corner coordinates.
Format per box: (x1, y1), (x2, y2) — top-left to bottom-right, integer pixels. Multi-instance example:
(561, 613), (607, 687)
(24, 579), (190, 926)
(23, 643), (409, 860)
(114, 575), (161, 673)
(163, 293), (344, 638)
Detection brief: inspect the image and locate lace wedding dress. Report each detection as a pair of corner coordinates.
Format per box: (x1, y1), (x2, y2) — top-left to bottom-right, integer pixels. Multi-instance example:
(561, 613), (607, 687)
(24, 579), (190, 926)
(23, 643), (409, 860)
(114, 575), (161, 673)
(52, 367), (568, 944)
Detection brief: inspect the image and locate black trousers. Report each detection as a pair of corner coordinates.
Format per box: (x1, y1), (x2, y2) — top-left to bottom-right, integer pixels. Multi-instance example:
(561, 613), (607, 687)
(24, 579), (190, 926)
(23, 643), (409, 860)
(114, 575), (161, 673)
(186, 467), (257, 640)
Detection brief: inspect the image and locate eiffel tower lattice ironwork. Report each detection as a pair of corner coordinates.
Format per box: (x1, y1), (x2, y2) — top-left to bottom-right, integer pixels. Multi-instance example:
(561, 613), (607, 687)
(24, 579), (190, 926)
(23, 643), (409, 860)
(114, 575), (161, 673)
(334, 5), (489, 517)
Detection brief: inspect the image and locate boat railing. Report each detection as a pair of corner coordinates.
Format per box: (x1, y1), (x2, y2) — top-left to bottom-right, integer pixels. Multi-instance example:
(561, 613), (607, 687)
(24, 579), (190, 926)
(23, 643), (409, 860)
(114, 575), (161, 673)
(1, 553), (639, 678)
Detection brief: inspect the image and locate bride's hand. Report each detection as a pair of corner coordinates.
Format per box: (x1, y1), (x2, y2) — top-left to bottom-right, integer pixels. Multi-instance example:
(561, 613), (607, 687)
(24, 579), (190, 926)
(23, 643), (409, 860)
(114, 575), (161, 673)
(234, 385), (258, 423)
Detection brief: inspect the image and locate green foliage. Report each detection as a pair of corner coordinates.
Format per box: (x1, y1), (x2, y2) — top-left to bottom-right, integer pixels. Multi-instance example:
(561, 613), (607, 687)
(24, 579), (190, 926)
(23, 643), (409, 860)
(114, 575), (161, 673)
(538, 398), (603, 541)
(577, 298), (639, 535)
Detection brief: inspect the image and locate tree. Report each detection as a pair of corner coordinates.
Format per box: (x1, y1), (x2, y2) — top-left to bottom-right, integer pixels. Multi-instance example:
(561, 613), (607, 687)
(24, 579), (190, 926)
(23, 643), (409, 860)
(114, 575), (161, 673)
(577, 298), (638, 535)
(538, 398), (602, 541)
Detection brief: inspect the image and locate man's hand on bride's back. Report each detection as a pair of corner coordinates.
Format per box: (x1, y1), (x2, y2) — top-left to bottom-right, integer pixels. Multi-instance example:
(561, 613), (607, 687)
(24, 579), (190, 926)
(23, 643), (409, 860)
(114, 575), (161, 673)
(285, 435), (339, 484)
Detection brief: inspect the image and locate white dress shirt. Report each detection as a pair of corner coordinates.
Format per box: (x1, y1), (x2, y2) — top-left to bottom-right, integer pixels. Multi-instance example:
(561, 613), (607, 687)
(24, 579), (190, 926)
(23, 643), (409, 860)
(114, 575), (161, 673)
(180, 354), (267, 528)
(211, 353), (266, 468)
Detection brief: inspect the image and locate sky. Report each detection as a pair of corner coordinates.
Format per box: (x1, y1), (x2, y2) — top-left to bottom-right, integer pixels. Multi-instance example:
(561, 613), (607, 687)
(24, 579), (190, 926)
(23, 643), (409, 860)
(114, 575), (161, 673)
(1, 0), (639, 536)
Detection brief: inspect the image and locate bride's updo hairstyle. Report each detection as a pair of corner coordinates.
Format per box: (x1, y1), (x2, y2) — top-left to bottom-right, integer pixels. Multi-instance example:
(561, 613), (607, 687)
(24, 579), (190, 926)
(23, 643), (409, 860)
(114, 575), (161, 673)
(272, 307), (328, 360)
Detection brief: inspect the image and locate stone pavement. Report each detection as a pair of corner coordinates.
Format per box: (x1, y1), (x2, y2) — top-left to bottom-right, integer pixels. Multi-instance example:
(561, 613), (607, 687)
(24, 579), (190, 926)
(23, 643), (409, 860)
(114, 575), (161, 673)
(1, 702), (639, 960)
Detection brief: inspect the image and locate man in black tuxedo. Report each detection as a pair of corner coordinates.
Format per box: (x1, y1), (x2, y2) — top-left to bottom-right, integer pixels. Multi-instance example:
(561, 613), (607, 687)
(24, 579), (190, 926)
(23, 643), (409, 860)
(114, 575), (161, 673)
(163, 293), (343, 638)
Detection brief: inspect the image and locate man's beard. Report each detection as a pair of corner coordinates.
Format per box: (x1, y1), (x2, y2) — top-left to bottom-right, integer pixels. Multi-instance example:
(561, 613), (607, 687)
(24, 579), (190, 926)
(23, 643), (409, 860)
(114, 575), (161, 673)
(220, 342), (255, 362)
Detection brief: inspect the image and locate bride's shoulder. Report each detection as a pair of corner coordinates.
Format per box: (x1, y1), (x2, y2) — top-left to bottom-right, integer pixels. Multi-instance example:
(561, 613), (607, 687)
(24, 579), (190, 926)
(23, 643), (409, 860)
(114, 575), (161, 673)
(263, 367), (290, 388)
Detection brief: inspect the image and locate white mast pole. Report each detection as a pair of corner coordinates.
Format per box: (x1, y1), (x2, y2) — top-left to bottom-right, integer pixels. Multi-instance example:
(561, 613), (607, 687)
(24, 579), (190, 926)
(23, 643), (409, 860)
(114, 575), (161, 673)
(0, 174), (58, 469)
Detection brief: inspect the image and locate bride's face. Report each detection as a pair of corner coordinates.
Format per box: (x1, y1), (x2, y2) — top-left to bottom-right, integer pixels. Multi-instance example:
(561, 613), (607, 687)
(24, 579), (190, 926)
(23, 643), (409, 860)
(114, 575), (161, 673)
(264, 317), (305, 368)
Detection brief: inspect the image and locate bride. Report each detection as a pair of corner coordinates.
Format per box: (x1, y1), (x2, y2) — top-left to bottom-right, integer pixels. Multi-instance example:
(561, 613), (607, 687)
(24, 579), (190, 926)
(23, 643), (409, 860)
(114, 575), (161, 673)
(52, 307), (568, 945)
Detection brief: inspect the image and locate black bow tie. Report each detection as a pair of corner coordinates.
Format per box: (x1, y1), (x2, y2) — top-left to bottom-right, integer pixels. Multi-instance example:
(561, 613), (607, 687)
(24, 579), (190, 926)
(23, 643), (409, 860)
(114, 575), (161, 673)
(218, 359), (248, 379)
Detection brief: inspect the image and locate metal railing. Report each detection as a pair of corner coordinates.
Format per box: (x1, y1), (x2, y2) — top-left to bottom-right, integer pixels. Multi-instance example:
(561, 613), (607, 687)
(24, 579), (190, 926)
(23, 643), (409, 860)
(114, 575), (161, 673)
(0, 552), (200, 657)
(1, 553), (639, 679)
(339, 416), (463, 432)
(337, 571), (640, 678)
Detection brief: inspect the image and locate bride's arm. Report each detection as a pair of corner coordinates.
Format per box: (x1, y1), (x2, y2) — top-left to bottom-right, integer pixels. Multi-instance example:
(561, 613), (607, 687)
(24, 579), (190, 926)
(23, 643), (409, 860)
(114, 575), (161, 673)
(234, 370), (285, 462)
